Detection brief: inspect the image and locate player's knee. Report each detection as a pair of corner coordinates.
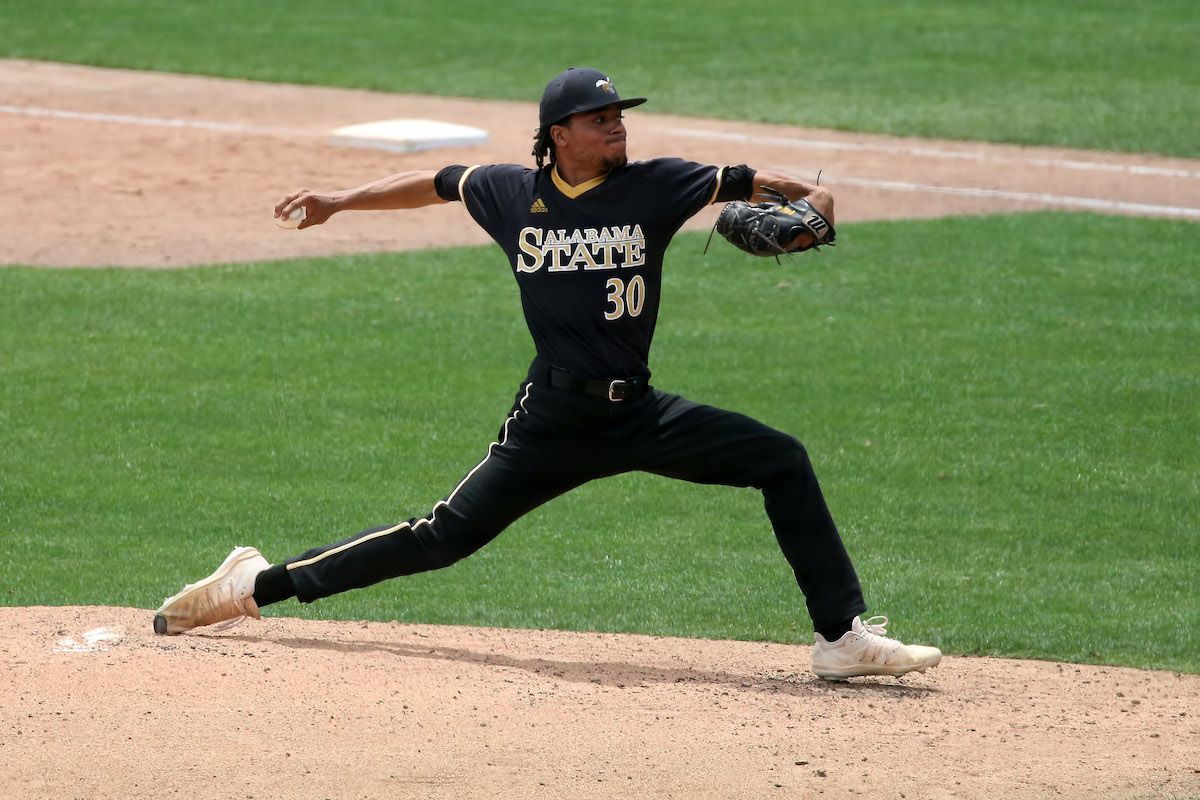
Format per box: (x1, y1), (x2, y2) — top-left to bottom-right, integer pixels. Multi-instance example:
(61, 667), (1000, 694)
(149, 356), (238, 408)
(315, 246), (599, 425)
(420, 537), (476, 570)
(769, 434), (817, 484)
(415, 521), (495, 571)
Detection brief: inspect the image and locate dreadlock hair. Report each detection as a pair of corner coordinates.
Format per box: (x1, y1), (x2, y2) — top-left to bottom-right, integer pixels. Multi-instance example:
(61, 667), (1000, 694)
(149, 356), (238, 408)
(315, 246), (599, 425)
(532, 124), (557, 169)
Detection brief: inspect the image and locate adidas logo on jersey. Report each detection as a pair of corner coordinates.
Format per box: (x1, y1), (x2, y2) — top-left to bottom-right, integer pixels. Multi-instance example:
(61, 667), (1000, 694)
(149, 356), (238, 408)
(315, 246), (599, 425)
(530, 198), (548, 213)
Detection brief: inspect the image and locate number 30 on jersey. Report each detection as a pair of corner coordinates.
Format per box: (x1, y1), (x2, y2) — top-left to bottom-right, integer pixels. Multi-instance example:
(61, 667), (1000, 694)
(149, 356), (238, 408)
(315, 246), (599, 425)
(604, 275), (646, 321)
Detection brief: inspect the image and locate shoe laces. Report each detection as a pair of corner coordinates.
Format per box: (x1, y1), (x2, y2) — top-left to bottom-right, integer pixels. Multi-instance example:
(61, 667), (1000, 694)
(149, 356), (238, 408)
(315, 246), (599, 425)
(856, 616), (912, 663)
(209, 616), (247, 633)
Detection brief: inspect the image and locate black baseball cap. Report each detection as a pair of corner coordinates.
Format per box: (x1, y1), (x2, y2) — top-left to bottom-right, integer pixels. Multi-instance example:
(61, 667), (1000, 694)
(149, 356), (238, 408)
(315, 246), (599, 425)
(538, 67), (647, 129)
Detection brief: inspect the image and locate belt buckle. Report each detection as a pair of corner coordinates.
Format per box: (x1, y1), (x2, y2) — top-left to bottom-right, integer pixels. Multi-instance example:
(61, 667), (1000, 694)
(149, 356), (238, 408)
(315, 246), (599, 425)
(608, 379), (630, 402)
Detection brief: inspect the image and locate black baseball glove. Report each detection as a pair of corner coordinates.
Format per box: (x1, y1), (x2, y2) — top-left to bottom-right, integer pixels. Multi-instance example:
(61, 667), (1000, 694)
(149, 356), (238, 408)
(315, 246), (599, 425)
(711, 187), (836, 258)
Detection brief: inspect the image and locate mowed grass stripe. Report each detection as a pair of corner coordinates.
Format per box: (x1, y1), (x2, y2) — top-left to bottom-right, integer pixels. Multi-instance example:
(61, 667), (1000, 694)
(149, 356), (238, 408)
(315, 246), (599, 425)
(0, 0), (1196, 156)
(1, 213), (1196, 672)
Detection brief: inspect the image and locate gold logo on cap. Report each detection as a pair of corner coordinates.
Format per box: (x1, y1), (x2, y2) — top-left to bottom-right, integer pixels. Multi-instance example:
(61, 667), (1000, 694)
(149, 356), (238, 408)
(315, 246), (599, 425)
(595, 78), (616, 94)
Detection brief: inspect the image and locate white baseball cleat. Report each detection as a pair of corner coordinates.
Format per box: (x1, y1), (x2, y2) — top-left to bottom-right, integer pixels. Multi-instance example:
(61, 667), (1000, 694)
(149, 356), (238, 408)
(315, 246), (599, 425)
(153, 546), (270, 635)
(811, 616), (942, 680)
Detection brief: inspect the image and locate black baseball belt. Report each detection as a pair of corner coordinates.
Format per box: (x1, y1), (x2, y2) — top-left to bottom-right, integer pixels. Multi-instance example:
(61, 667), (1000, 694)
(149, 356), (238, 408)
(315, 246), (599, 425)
(546, 365), (649, 402)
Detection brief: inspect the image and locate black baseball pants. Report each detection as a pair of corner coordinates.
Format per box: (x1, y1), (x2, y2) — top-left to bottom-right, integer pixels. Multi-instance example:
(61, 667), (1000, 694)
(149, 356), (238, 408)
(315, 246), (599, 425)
(284, 359), (866, 631)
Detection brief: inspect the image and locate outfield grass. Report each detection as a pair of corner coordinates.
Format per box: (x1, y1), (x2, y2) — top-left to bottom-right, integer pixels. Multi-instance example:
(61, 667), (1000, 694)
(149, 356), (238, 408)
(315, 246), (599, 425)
(1, 0), (1196, 156)
(1, 213), (1196, 673)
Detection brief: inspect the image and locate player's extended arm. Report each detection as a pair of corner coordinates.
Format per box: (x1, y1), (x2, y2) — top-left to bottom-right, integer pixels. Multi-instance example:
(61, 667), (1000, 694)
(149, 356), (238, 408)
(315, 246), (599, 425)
(274, 169), (448, 229)
(750, 168), (835, 226)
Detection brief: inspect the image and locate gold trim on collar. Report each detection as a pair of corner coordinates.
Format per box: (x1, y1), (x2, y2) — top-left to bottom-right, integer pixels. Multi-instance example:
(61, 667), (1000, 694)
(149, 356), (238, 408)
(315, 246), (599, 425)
(552, 165), (609, 199)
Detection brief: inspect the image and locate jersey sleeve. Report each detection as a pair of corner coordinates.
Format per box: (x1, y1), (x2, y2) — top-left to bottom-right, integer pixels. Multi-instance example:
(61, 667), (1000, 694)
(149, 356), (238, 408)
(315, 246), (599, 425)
(714, 165), (755, 202)
(641, 158), (752, 232)
(433, 165), (470, 201)
(433, 163), (535, 245)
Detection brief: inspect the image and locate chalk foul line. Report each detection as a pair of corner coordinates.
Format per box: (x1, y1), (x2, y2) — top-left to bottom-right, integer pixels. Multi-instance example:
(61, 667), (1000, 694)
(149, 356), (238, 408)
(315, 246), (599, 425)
(661, 126), (1200, 180)
(5, 105), (1196, 218)
(805, 173), (1200, 219)
(0, 104), (314, 137)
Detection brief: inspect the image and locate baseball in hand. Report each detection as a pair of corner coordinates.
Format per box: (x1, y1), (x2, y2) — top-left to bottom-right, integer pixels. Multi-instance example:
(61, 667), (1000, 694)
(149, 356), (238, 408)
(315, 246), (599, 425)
(275, 205), (306, 229)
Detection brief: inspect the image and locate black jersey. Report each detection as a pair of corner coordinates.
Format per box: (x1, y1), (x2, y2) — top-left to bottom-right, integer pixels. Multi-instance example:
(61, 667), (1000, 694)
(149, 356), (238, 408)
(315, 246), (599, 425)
(435, 159), (753, 380)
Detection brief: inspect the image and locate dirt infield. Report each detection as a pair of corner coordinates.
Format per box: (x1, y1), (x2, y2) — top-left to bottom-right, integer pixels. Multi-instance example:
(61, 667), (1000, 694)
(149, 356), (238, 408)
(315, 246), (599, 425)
(2, 60), (1199, 799)
(2, 60), (1196, 268)
(4, 607), (1199, 800)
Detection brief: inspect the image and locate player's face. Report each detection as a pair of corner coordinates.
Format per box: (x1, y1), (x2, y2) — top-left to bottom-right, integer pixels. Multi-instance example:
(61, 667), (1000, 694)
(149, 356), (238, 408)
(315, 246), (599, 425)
(561, 105), (628, 171)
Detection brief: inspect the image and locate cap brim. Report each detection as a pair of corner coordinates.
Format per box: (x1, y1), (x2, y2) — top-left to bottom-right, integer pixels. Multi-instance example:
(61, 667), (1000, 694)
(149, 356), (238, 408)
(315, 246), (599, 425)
(566, 96), (648, 120)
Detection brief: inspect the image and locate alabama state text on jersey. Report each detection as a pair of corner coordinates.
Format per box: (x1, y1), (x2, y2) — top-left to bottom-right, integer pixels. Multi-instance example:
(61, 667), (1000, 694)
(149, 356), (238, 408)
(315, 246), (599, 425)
(516, 224), (645, 272)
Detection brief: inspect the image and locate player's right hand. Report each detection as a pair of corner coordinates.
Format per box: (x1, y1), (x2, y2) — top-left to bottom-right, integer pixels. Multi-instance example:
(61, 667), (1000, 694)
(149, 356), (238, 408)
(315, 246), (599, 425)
(274, 189), (333, 229)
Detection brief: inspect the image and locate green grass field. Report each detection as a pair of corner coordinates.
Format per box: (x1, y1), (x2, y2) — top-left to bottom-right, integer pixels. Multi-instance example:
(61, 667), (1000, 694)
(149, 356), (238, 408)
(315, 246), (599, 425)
(2, 214), (1197, 672)
(1, 0), (1196, 156)
(1, 0), (1197, 674)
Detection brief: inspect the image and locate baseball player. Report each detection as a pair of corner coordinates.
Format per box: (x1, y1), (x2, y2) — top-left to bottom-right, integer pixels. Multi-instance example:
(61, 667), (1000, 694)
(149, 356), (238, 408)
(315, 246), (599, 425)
(155, 67), (941, 680)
